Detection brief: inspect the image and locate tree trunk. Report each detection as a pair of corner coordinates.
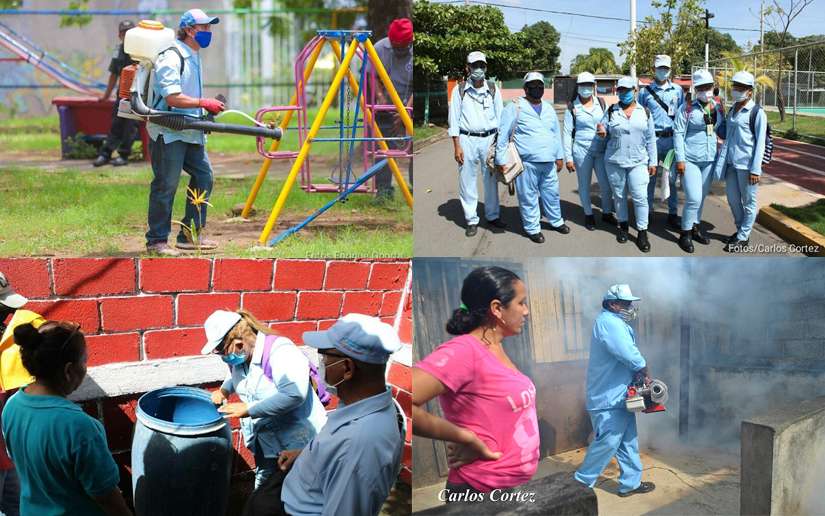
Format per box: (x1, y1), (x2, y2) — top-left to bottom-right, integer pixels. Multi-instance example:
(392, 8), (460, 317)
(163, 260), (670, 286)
(367, 0), (412, 41)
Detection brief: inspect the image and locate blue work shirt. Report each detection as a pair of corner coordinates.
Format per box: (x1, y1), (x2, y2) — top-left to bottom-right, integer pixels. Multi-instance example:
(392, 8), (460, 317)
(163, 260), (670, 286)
(496, 97), (564, 164)
(281, 388), (404, 516)
(586, 310), (647, 411)
(448, 80), (503, 136)
(2, 388), (120, 516)
(714, 99), (767, 176)
(673, 100), (725, 163)
(222, 333), (327, 458)
(637, 81), (685, 133)
(147, 40), (206, 145)
(601, 104), (658, 168)
(563, 96), (607, 162)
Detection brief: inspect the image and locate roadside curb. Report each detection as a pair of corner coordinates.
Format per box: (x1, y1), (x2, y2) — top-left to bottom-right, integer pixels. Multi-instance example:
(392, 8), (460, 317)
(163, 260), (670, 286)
(413, 129), (448, 153)
(757, 206), (825, 256)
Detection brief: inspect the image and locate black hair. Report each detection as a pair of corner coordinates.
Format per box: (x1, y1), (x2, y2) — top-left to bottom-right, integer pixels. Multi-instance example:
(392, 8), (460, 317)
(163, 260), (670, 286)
(14, 321), (85, 390)
(446, 266), (522, 335)
(177, 27), (189, 41)
(713, 86), (720, 96)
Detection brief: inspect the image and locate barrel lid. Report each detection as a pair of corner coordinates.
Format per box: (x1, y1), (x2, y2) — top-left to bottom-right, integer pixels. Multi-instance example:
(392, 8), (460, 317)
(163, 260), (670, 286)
(137, 20), (165, 30)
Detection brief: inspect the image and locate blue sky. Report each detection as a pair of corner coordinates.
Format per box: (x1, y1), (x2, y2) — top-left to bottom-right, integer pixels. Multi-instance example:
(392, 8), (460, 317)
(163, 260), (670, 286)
(429, 0), (825, 72)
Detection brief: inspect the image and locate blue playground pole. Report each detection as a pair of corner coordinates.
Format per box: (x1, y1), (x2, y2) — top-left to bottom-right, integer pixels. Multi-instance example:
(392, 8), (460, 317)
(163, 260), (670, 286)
(267, 159), (389, 247)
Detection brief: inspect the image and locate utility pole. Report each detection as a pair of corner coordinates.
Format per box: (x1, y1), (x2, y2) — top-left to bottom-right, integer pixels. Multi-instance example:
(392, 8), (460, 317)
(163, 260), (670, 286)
(759, 0), (764, 104)
(703, 9), (714, 70)
(630, 0), (637, 78)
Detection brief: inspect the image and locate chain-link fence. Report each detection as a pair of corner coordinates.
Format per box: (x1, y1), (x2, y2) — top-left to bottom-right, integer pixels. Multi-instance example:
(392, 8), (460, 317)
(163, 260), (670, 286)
(696, 39), (825, 142)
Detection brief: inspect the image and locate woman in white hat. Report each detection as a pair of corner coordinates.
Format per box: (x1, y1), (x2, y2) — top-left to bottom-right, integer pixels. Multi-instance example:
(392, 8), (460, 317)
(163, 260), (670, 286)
(672, 69), (725, 253)
(202, 309), (327, 489)
(563, 71), (616, 231)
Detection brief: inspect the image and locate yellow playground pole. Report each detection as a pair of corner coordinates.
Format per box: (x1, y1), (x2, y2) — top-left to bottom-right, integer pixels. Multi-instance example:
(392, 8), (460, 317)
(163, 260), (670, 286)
(363, 39), (414, 136)
(257, 39), (361, 245)
(240, 40), (326, 218)
(328, 40), (414, 209)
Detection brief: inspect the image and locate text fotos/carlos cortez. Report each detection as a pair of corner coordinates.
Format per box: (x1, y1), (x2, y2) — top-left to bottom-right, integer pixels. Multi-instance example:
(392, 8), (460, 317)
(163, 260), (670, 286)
(437, 488), (537, 504)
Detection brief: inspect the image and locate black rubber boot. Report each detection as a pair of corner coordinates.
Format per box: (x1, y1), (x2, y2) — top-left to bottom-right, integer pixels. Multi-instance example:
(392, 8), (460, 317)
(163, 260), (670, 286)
(528, 232), (545, 243)
(678, 230), (694, 253)
(585, 215), (596, 231)
(637, 229), (651, 253)
(617, 222), (629, 243)
(667, 213), (680, 230)
(602, 212), (618, 226)
(619, 481), (656, 497)
(465, 224), (478, 237)
(692, 223), (710, 245)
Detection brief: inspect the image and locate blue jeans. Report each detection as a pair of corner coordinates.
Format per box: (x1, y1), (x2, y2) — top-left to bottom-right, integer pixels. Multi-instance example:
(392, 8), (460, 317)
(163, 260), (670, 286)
(146, 135), (214, 245)
(575, 409), (642, 494)
(724, 165), (759, 241)
(0, 468), (20, 516)
(516, 160), (564, 235)
(607, 162), (650, 230)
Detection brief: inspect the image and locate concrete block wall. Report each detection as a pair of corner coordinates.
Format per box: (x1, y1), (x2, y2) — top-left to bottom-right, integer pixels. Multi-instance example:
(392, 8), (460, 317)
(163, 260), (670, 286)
(0, 257), (413, 497)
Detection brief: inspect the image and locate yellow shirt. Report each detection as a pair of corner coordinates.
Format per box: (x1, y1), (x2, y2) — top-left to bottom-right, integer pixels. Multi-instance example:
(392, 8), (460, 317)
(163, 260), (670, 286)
(0, 310), (44, 391)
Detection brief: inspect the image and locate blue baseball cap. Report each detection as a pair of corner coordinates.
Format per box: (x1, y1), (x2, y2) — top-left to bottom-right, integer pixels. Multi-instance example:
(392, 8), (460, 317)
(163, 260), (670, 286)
(303, 313), (401, 364)
(180, 8), (220, 28)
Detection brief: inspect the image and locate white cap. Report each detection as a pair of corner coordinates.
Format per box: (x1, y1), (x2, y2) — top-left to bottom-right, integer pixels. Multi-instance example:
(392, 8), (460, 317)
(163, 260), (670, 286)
(732, 70), (755, 88)
(201, 310), (242, 354)
(576, 72), (596, 84)
(0, 272), (27, 309)
(604, 284), (640, 302)
(523, 71), (545, 84)
(692, 69), (714, 87)
(617, 76), (637, 89)
(654, 54), (671, 68)
(303, 313), (402, 364)
(467, 51), (487, 64)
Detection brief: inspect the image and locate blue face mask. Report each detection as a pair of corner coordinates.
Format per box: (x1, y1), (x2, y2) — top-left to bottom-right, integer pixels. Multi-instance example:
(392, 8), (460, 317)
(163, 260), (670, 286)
(618, 90), (635, 104)
(655, 69), (670, 82)
(578, 86), (594, 99)
(194, 30), (212, 48)
(221, 352), (246, 366)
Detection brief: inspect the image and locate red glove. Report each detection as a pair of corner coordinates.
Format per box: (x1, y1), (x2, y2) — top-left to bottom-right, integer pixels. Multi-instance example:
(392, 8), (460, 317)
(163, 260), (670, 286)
(199, 98), (225, 114)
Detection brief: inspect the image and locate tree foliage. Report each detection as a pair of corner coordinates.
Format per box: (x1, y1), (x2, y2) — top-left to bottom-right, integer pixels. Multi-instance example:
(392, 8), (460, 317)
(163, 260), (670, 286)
(412, 0), (556, 82)
(520, 21), (561, 76)
(570, 48), (621, 75)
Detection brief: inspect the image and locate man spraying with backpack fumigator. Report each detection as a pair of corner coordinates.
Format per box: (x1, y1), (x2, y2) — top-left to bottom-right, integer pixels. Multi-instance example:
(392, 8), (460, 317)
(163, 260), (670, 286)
(713, 70), (772, 253)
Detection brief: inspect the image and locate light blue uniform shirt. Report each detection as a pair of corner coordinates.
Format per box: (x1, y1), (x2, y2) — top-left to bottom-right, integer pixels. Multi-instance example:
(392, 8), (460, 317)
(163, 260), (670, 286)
(495, 97), (564, 164)
(601, 104), (658, 168)
(447, 80), (503, 136)
(222, 333), (327, 458)
(147, 40), (206, 145)
(563, 97), (607, 162)
(673, 100), (725, 163)
(637, 81), (684, 135)
(2, 388), (120, 516)
(281, 388), (403, 516)
(714, 99), (767, 176)
(586, 310), (647, 411)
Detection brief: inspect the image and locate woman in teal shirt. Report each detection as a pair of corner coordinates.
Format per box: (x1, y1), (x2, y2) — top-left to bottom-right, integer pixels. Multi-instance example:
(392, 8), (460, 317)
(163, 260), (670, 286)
(2, 321), (131, 516)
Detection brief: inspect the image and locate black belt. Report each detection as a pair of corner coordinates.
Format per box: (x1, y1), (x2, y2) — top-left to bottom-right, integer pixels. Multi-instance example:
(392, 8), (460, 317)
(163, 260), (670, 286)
(460, 129), (497, 137)
(656, 129), (674, 137)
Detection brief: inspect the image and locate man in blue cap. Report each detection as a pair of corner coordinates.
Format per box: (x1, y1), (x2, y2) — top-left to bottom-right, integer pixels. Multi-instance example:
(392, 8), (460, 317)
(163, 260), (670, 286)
(574, 284), (655, 497)
(145, 8), (225, 256)
(245, 313), (405, 516)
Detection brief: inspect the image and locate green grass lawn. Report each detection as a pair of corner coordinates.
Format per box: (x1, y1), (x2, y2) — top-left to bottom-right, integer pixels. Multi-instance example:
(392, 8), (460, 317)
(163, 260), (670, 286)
(772, 199), (825, 237)
(766, 111), (825, 144)
(0, 107), (371, 157)
(0, 166), (411, 257)
(413, 124), (446, 143)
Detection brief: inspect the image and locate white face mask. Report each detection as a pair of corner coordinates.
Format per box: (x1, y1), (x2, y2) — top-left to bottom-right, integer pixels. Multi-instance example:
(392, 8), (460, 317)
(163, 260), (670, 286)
(731, 89), (748, 102)
(695, 90), (710, 103)
(319, 358), (347, 396)
(578, 86), (594, 99)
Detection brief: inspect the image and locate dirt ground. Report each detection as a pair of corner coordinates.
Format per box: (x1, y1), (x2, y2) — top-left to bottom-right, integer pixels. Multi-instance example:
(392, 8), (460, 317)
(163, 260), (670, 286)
(412, 446), (740, 515)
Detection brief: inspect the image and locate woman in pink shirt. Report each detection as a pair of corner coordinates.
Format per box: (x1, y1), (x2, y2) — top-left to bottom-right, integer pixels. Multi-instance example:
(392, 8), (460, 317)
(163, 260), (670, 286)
(413, 266), (539, 498)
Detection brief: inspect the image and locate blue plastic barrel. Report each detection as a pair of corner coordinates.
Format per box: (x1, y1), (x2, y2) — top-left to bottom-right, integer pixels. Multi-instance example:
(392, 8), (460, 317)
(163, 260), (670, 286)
(131, 386), (232, 516)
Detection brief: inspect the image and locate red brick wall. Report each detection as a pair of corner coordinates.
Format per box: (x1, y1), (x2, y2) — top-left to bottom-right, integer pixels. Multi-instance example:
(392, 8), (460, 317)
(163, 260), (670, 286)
(0, 258), (413, 493)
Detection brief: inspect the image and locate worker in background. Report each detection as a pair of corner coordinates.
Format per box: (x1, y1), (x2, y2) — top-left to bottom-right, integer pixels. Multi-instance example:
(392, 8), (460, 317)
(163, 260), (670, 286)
(563, 71), (616, 231)
(496, 72), (569, 244)
(673, 69), (725, 253)
(246, 314), (403, 516)
(713, 70), (767, 252)
(94, 20), (139, 168)
(145, 8), (225, 256)
(637, 55), (685, 229)
(574, 284), (655, 498)
(371, 18), (414, 203)
(448, 51), (505, 237)
(597, 76), (657, 252)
